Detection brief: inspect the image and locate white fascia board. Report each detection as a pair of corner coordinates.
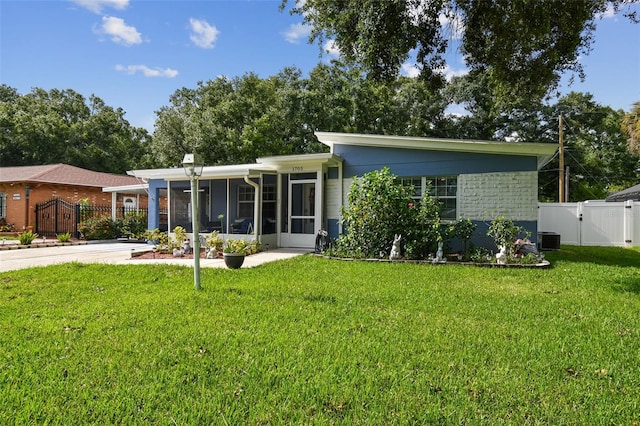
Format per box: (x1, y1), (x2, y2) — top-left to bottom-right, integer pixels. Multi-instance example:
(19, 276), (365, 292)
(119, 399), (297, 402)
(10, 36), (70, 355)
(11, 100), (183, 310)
(102, 183), (148, 194)
(315, 132), (557, 169)
(128, 164), (277, 182)
(257, 153), (342, 167)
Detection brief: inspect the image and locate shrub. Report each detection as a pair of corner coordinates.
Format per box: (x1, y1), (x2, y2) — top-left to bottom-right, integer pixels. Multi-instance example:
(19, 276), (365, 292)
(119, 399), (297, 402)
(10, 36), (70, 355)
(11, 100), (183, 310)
(448, 218), (477, 259)
(171, 226), (188, 249)
(403, 190), (443, 259)
(224, 238), (249, 254)
(56, 232), (72, 243)
(117, 212), (147, 239)
(78, 215), (117, 240)
(334, 168), (419, 258)
(0, 218), (14, 232)
(487, 216), (530, 259)
(18, 230), (38, 245)
(205, 231), (224, 251)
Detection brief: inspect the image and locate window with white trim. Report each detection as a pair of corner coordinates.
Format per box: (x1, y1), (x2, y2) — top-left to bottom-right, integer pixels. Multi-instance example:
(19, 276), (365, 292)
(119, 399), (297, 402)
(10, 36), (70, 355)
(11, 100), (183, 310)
(398, 176), (458, 221)
(427, 176), (457, 221)
(237, 185), (255, 218)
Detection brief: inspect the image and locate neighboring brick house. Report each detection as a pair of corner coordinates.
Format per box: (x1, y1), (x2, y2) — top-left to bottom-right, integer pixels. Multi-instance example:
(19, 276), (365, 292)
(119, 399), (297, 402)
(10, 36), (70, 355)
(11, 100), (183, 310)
(0, 164), (149, 232)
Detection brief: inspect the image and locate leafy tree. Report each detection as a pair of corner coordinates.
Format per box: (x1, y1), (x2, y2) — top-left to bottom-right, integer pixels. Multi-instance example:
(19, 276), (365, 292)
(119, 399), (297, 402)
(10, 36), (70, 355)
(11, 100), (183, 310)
(523, 93), (639, 201)
(284, 0), (637, 105)
(0, 85), (152, 172)
(622, 101), (640, 155)
(151, 63), (449, 166)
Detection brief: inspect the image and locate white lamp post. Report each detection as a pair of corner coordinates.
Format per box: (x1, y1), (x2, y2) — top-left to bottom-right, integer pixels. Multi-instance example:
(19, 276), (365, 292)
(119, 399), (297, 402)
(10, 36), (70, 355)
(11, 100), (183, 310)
(183, 153), (204, 290)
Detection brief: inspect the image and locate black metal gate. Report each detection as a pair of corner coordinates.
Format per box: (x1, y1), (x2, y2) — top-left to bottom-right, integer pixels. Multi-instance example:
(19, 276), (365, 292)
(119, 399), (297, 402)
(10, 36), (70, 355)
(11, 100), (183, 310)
(35, 198), (78, 238)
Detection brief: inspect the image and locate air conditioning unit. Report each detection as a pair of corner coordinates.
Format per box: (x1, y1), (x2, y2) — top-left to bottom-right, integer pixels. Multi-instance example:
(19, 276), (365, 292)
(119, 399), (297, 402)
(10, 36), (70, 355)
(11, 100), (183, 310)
(538, 232), (560, 251)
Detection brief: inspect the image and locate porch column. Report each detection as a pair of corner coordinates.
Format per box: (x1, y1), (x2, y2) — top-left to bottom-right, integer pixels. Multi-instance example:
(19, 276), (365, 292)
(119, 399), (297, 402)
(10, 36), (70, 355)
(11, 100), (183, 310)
(111, 192), (117, 221)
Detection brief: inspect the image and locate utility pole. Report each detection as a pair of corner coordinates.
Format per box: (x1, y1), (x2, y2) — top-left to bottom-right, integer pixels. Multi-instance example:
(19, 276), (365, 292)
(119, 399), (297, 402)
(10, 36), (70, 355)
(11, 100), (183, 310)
(559, 115), (565, 203)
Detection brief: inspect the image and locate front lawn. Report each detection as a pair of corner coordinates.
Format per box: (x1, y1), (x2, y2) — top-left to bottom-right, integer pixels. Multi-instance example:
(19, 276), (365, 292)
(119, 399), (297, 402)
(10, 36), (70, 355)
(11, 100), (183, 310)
(1, 246), (639, 424)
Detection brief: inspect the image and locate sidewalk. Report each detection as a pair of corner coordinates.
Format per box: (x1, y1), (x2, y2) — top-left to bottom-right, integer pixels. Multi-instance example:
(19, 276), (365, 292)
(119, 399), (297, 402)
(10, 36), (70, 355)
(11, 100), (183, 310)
(0, 241), (309, 272)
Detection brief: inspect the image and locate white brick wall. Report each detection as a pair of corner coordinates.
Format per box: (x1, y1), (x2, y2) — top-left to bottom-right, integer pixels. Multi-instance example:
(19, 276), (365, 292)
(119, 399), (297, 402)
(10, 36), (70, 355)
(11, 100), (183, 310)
(326, 179), (342, 220)
(458, 171), (538, 221)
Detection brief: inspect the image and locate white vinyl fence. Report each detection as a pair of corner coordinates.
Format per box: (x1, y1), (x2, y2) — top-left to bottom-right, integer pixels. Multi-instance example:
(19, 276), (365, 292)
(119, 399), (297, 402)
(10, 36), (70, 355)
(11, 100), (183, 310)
(538, 201), (640, 247)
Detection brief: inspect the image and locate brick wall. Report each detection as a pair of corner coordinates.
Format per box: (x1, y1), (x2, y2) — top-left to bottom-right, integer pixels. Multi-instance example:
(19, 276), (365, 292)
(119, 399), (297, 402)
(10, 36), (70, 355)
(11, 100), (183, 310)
(458, 171), (538, 221)
(0, 182), (149, 231)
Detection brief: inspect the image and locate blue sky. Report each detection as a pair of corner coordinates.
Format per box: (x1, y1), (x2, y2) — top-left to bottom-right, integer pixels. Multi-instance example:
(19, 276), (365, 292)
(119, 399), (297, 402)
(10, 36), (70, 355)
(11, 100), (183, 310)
(1, 0), (639, 132)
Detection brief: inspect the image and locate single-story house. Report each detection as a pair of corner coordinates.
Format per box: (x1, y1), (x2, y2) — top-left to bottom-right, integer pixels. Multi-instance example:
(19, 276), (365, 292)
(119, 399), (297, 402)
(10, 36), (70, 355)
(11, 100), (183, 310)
(605, 183), (640, 202)
(0, 164), (153, 234)
(128, 132), (557, 250)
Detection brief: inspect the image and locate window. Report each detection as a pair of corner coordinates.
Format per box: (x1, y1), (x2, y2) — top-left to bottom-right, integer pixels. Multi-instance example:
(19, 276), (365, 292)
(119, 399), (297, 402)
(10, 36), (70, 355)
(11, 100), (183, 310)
(398, 178), (422, 201)
(237, 185), (255, 218)
(0, 192), (5, 219)
(427, 176), (457, 221)
(398, 176), (458, 221)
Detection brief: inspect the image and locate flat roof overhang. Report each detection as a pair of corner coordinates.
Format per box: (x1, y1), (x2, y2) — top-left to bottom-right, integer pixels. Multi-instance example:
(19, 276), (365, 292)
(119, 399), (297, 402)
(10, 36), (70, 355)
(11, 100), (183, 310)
(315, 132), (558, 170)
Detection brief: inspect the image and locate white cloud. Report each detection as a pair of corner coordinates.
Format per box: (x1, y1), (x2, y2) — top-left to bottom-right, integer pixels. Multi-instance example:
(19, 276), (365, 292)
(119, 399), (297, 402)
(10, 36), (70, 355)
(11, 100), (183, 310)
(445, 103), (471, 117)
(400, 62), (421, 78)
(437, 64), (469, 82)
(189, 18), (219, 49)
(115, 64), (178, 78)
(96, 16), (142, 46)
(70, 0), (129, 14)
(323, 39), (340, 57)
(283, 22), (311, 44)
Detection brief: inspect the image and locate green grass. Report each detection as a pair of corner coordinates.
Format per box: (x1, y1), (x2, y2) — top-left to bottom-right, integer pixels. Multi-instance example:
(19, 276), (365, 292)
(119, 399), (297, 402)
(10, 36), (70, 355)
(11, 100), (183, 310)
(1, 246), (639, 424)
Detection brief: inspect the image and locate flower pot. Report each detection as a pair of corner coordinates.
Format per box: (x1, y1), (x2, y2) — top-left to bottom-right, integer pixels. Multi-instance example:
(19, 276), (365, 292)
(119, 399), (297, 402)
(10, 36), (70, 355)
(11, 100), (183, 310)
(223, 252), (245, 269)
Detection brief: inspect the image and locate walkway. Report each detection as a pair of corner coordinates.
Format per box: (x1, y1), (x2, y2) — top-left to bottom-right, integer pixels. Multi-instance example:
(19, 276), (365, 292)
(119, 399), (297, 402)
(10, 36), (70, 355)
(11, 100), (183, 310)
(0, 241), (309, 273)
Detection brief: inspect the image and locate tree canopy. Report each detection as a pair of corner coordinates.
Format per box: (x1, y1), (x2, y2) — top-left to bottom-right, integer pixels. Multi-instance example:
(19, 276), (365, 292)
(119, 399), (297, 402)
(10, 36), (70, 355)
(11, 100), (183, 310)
(0, 85), (153, 173)
(284, 0), (637, 105)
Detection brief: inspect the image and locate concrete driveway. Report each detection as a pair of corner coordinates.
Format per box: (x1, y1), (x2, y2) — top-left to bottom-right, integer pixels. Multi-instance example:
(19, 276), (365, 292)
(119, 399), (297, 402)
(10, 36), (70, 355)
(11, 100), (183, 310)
(0, 242), (308, 273)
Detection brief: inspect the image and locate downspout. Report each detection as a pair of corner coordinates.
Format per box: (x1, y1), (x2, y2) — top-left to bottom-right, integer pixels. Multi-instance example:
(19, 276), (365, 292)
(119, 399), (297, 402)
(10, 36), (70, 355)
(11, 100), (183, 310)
(244, 175), (260, 239)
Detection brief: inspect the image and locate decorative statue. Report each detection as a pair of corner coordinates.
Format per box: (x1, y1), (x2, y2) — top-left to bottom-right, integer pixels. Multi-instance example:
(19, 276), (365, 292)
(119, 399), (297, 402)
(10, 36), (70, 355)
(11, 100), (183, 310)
(205, 247), (215, 259)
(173, 247), (184, 257)
(389, 234), (402, 260)
(182, 239), (191, 255)
(496, 245), (507, 265)
(433, 241), (446, 263)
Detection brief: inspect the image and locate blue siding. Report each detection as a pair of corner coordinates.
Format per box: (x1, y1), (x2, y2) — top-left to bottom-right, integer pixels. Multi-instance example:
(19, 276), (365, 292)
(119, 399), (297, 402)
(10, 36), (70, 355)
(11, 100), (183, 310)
(327, 218), (340, 240)
(147, 179), (167, 230)
(468, 220), (538, 253)
(334, 145), (538, 177)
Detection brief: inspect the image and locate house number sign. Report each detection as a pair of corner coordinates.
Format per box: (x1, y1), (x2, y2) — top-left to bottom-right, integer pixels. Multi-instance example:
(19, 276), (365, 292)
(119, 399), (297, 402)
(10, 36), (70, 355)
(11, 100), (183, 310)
(292, 166), (303, 172)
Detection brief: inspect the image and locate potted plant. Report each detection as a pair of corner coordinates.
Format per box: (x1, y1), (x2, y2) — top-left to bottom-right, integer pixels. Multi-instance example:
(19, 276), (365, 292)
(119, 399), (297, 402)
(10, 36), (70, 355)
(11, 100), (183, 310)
(223, 238), (249, 269)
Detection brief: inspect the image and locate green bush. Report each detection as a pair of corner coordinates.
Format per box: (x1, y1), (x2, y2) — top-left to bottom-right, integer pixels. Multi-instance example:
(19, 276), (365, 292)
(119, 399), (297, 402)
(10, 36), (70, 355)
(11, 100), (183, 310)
(487, 216), (530, 259)
(448, 218), (478, 259)
(78, 215), (117, 240)
(224, 238), (249, 254)
(17, 230), (38, 245)
(56, 232), (72, 243)
(403, 189), (442, 259)
(117, 212), (147, 239)
(334, 168), (419, 258)
(334, 168), (443, 259)
(0, 218), (14, 232)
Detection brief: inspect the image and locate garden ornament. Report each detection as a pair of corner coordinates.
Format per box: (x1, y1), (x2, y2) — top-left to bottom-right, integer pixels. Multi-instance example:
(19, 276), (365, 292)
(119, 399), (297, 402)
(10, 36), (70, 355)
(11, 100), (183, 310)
(205, 247), (215, 259)
(496, 245), (507, 265)
(389, 234), (401, 260)
(433, 241), (446, 263)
